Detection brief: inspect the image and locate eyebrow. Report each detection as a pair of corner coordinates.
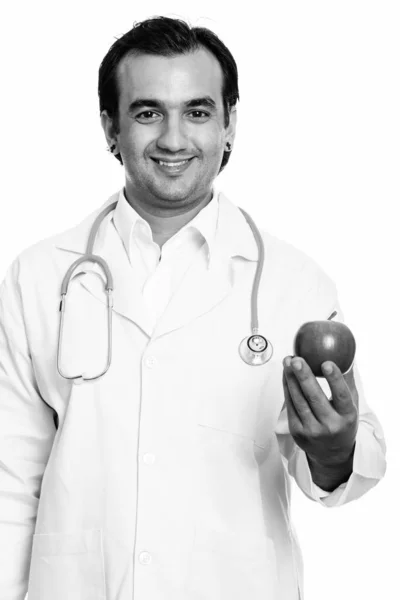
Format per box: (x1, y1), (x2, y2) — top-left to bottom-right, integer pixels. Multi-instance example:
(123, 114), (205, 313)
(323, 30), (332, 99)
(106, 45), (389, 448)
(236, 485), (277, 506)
(128, 96), (217, 114)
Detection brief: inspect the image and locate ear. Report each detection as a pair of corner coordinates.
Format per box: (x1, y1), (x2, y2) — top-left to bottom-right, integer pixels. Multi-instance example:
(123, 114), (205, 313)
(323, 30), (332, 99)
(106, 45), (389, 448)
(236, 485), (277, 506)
(101, 110), (118, 152)
(224, 106), (237, 149)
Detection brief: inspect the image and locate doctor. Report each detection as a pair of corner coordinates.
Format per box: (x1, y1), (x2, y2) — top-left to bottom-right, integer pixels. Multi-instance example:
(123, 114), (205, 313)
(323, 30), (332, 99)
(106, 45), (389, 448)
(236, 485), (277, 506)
(0, 15), (386, 600)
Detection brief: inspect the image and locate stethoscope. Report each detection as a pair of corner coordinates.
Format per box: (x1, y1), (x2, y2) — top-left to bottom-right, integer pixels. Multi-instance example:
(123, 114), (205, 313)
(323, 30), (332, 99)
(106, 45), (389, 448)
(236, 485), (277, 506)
(57, 201), (273, 382)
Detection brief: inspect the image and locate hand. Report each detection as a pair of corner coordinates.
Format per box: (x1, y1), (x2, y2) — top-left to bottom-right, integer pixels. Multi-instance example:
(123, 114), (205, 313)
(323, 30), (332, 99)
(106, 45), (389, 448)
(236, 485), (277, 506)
(282, 356), (359, 467)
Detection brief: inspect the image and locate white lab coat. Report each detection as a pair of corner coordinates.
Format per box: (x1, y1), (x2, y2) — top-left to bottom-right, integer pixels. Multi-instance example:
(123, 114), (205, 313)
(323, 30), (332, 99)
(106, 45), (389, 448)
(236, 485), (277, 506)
(0, 189), (386, 600)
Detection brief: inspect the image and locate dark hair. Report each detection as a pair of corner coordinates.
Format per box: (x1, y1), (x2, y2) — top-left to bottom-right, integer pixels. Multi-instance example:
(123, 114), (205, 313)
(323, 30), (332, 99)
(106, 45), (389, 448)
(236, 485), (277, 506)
(98, 16), (239, 173)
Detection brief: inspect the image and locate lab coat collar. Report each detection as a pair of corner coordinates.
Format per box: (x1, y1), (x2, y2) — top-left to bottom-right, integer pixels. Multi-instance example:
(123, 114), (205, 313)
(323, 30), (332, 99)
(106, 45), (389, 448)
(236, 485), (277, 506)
(54, 187), (259, 262)
(54, 188), (260, 338)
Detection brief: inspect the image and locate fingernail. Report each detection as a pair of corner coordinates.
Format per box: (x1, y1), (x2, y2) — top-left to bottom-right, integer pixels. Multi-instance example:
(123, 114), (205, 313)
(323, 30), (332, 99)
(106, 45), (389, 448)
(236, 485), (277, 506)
(292, 359), (302, 371)
(323, 363), (333, 375)
(284, 357), (291, 368)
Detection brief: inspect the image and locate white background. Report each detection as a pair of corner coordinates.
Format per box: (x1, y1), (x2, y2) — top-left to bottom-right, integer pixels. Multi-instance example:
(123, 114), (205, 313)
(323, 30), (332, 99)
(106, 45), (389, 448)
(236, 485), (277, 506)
(1, 1), (399, 598)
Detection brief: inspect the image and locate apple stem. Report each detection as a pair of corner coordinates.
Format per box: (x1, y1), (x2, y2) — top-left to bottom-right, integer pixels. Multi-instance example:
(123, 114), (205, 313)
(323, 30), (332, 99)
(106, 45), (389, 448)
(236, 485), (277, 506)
(328, 311), (337, 320)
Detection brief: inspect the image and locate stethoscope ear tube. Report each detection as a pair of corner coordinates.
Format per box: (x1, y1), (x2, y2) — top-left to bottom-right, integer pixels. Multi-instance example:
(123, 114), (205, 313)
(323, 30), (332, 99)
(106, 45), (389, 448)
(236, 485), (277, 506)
(60, 254), (114, 296)
(57, 202), (117, 382)
(57, 285), (113, 382)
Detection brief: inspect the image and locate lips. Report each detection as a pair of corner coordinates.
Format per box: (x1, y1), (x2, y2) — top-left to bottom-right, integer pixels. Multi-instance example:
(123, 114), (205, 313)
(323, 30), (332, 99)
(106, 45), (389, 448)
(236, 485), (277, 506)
(151, 157), (195, 166)
(151, 156), (195, 175)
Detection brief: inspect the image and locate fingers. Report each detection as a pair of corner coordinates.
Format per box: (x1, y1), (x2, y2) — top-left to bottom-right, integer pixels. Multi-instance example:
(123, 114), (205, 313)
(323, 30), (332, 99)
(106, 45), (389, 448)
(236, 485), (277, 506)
(343, 367), (359, 409)
(282, 371), (303, 431)
(283, 356), (334, 423)
(321, 361), (357, 415)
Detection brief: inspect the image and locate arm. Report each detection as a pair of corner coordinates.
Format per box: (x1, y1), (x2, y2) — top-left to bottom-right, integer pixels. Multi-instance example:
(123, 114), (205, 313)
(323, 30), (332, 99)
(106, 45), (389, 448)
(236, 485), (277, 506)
(0, 259), (57, 599)
(282, 351), (360, 490)
(276, 358), (386, 506)
(275, 274), (386, 506)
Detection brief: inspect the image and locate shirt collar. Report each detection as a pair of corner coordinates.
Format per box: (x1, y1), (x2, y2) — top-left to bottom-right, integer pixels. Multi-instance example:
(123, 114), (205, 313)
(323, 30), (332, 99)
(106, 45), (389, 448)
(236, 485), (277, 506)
(54, 187), (259, 265)
(112, 187), (219, 267)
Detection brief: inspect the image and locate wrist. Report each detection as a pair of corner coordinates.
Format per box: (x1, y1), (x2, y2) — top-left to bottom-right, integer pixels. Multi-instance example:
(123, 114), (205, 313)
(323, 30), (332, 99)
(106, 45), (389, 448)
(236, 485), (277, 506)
(307, 441), (356, 470)
(306, 443), (356, 492)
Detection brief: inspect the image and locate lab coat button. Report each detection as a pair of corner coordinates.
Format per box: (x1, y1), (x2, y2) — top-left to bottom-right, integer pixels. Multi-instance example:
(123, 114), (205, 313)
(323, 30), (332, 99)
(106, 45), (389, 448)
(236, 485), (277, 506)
(144, 356), (157, 368)
(143, 453), (156, 464)
(139, 551), (152, 565)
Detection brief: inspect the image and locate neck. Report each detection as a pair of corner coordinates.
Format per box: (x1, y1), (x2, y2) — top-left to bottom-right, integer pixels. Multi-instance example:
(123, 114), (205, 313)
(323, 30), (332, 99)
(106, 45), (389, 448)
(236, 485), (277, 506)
(123, 188), (213, 246)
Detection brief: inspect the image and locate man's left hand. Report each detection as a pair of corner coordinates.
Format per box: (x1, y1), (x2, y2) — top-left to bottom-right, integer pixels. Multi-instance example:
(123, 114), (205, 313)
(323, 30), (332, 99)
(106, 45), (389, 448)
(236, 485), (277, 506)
(282, 356), (359, 466)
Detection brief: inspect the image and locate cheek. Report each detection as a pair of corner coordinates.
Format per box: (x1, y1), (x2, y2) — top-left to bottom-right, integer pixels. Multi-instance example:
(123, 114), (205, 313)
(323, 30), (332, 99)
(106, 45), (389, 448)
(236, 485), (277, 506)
(208, 132), (228, 163)
(196, 123), (225, 151)
(204, 138), (226, 168)
(118, 123), (153, 156)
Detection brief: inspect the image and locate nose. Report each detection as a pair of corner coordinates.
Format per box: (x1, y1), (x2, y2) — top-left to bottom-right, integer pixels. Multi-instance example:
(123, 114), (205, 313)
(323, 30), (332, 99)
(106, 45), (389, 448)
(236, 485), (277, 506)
(156, 114), (188, 153)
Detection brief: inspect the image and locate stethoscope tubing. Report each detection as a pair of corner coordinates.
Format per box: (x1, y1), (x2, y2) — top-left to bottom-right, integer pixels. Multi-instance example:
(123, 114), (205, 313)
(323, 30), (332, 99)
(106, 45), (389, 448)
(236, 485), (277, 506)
(57, 200), (268, 381)
(57, 202), (117, 382)
(237, 207), (265, 335)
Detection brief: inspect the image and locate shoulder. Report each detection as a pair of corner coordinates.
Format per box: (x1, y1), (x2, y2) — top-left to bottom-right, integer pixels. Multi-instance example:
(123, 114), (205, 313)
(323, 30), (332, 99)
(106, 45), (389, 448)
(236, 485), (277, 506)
(217, 189), (336, 298)
(256, 226), (338, 308)
(4, 195), (118, 279)
(1, 198), (116, 298)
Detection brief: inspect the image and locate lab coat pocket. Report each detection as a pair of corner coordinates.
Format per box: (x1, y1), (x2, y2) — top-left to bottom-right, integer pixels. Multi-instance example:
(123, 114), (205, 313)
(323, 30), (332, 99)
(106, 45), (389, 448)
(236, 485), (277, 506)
(27, 528), (106, 600)
(194, 351), (282, 447)
(186, 527), (279, 600)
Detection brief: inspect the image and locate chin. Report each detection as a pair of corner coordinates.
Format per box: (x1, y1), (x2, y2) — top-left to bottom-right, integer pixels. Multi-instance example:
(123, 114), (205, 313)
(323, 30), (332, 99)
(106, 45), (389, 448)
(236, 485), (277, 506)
(152, 181), (195, 202)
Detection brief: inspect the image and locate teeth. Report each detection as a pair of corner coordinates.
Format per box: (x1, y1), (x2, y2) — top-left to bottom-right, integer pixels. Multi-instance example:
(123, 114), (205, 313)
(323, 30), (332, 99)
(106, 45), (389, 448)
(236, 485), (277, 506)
(158, 160), (189, 167)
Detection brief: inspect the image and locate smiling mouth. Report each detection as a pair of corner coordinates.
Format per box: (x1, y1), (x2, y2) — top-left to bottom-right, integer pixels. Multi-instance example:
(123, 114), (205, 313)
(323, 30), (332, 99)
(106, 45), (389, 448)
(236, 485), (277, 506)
(151, 157), (194, 167)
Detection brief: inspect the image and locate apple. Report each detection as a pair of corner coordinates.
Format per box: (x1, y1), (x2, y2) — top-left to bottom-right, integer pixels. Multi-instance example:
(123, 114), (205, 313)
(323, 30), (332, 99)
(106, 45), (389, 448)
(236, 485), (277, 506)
(293, 320), (356, 377)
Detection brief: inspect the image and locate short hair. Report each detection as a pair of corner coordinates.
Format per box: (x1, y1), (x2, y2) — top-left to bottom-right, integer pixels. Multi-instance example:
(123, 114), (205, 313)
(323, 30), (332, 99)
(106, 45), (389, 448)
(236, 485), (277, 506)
(98, 16), (239, 173)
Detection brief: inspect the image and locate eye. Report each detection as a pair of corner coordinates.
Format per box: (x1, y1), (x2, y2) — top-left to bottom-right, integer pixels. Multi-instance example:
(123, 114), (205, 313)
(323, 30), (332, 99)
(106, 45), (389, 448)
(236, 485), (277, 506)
(136, 111), (160, 122)
(188, 110), (210, 120)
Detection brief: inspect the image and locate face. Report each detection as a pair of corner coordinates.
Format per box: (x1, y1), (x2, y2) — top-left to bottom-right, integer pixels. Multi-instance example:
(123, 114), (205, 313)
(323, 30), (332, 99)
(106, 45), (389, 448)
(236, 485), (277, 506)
(102, 48), (236, 214)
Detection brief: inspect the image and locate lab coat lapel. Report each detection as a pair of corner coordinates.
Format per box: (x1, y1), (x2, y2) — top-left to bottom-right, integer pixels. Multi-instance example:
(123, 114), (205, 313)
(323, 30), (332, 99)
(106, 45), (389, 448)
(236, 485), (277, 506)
(152, 244), (232, 339)
(54, 195), (154, 337)
(152, 193), (259, 339)
(54, 191), (259, 340)
(83, 219), (155, 336)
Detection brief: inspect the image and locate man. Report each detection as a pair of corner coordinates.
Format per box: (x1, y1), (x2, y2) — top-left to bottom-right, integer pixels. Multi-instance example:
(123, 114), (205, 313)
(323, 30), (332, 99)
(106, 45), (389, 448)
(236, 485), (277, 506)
(0, 16), (386, 600)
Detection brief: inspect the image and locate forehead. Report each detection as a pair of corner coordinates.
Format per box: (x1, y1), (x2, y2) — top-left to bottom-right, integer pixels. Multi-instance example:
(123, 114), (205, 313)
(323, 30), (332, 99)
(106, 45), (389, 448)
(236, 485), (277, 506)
(116, 48), (224, 107)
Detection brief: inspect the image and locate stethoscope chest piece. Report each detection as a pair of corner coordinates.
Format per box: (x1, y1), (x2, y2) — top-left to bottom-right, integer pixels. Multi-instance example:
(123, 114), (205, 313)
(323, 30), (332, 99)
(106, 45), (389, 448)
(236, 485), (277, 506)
(239, 334), (273, 366)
